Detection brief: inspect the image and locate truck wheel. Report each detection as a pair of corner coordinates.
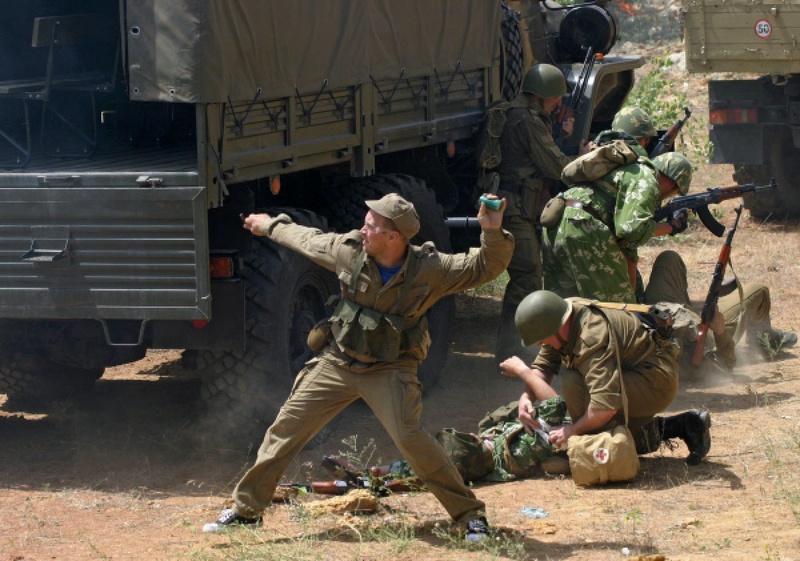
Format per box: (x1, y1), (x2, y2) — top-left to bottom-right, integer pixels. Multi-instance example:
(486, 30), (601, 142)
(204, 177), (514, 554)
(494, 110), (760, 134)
(197, 209), (338, 448)
(0, 348), (103, 407)
(322, 173), (455, 391)
(735, 129), (800, 219)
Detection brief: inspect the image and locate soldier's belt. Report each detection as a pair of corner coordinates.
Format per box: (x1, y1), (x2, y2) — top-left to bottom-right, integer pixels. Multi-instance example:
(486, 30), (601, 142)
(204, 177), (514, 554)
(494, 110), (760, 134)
(570, 298), (675, 329)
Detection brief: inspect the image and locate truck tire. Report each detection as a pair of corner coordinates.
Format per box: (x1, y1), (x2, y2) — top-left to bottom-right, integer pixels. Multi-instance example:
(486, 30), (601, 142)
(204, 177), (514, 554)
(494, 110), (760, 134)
(0, 348), (103, 407)
(734, 129), (800, 219)
(501, 2), (524, 101)
(322, 173), (455, 391)
(197, 209), (338, 448)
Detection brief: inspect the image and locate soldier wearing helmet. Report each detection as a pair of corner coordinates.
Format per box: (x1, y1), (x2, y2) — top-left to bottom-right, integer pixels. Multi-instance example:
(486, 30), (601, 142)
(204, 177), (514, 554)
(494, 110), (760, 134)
(595, 106), (657, 157)
(485, 63), (596, 363)
(541, 145), (694, 303)
(651, 151), (692, 196)
(501, 290), (713, 466)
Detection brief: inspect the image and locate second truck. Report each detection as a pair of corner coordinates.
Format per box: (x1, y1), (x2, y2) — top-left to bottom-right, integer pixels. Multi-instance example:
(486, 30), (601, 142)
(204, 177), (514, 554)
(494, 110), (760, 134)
(683, 0), (800, 218)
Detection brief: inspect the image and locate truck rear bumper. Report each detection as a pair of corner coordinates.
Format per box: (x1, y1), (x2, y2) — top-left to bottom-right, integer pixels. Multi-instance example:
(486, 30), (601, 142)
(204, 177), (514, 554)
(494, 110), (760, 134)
(0, 184), (210, 320)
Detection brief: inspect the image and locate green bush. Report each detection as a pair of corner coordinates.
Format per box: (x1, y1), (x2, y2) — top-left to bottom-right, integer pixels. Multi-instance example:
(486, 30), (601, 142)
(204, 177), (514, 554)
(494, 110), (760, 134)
(624, 56), (712, 163)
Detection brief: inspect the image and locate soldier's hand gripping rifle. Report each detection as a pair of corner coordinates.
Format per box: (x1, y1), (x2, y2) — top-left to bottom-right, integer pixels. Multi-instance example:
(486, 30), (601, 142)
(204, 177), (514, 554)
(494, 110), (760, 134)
(649, 106), (692, 158)
(692, 204), (743, 365)
(553, 46), (596, 148)
(653, 179), (777, 237)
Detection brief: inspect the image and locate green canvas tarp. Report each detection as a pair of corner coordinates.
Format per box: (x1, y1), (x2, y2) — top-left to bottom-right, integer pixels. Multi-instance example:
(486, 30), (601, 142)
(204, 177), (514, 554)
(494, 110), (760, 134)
(126, 0), (501, 103)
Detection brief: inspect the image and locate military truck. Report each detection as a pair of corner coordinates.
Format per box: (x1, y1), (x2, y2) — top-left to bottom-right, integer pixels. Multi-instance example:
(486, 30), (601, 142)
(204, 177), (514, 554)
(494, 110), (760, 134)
(683, 0), (800, 218)
(0, 0), (643, 444)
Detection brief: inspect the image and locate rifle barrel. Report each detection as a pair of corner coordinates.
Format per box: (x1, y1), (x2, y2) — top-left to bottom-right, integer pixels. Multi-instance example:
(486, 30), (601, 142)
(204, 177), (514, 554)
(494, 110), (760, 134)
(654, 182), (776, 223)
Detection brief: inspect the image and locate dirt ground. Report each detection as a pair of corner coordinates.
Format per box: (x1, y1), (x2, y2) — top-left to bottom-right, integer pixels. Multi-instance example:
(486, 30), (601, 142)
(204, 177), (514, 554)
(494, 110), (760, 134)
(3, 48), (800, 561)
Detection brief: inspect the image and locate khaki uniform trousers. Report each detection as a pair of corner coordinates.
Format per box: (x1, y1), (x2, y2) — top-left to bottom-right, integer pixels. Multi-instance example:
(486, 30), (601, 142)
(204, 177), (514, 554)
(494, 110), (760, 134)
(501, 213), (543, 307)
(559, 357), (678, 440)
(645, 250), (771, 336)
(231, 349), (485, 522)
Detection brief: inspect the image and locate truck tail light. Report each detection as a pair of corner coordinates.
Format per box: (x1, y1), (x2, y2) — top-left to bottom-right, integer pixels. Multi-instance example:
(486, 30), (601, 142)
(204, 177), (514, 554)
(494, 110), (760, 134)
(709, 108), (758, 125)
(209, 255), (235, 279)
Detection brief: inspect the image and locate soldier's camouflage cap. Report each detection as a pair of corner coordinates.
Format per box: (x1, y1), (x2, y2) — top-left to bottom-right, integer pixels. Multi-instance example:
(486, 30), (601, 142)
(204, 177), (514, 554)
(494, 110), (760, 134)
(365, 193), (421, 240)
(612, 106), (656, 139)
(652, 152), (693, 196)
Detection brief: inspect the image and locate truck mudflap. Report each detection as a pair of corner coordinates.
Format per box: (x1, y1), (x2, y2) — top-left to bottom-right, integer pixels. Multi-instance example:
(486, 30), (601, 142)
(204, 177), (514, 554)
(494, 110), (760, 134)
(0, 183), (210, 321)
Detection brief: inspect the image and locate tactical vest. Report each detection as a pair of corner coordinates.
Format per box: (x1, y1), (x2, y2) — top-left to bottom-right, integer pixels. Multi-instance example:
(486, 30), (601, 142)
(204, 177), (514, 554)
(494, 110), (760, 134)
(329, 251), (430, 364)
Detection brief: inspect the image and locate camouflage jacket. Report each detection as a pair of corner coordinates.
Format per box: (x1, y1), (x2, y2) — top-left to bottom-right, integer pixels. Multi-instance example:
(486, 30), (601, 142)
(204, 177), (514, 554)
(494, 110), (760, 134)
(542, 159), (661, 302)
(422, 397), (572, 483)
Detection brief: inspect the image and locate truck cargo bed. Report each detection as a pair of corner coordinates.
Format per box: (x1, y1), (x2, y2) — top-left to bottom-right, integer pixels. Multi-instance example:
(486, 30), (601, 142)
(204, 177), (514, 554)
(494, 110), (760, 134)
(4, 144), (197, 177)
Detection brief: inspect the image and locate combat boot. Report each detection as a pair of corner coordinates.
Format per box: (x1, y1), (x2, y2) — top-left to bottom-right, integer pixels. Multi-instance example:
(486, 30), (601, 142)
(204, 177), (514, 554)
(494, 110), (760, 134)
(660, 410), (712, 466)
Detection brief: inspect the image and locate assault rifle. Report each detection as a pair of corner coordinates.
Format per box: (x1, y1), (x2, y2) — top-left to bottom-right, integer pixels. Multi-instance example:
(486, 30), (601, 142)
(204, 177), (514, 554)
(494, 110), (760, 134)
(553, 46), (596, 148)
(653, 179), (777, 237)
(320, 455), (423, 496)
(692, 204), (743, 365)
(649, 106), (692, 158)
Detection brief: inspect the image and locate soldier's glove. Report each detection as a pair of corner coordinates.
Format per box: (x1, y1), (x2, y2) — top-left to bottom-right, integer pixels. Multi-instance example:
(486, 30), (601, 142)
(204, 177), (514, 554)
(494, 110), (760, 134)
(668, 209), (688, 235)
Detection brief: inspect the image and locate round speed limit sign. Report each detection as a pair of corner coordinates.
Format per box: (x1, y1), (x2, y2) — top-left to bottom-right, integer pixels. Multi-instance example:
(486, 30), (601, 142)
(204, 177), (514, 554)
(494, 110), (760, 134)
(755, 19), (773, 39)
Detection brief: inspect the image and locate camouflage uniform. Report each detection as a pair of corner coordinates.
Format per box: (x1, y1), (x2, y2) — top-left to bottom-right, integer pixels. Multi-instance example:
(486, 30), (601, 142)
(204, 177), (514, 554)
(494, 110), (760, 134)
(542, 159), (661, 302)
(595, 106), (656, 158)
(230, 214), (513, 523)
(531, 299), (681, 453)
(390, 397), (571, 483)
(477, 397), (570, 481)
(644, 250), (773, 373)
(594, 129), (648, 157)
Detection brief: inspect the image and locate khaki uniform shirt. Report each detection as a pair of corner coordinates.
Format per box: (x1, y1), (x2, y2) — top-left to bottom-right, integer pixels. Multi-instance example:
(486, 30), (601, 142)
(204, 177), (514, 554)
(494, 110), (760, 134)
(531, 301), (680, 413)
(262, 214), (514, 360)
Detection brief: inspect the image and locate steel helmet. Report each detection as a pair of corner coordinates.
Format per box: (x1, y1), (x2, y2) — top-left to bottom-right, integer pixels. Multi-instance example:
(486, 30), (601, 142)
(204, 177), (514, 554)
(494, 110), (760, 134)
(521, 64), (567, 99)
(652, 152), (693, 196)
(612, 106), (656, 139)
(514, 290), (573, 346)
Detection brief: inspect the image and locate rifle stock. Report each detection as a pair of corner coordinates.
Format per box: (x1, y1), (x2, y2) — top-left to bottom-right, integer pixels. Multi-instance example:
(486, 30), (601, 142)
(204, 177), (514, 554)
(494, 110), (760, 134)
(310, 480), (349, 495)
(691, 205), (743, 365)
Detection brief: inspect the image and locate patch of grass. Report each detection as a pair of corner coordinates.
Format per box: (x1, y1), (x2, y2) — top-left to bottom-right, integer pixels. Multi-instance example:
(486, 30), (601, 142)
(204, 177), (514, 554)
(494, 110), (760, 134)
(758, 332), (783, 361)
(335, 434), (378, 472)
(467, 270), (508, 298)
(747, 427), (800, 529)
(430, 523), (529, 559)
(745, 384), (774, 407)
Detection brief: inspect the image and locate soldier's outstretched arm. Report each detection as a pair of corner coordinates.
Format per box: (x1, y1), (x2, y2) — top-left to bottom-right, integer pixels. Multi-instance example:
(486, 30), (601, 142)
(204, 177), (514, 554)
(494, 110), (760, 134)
(477, 194), (507, 230)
